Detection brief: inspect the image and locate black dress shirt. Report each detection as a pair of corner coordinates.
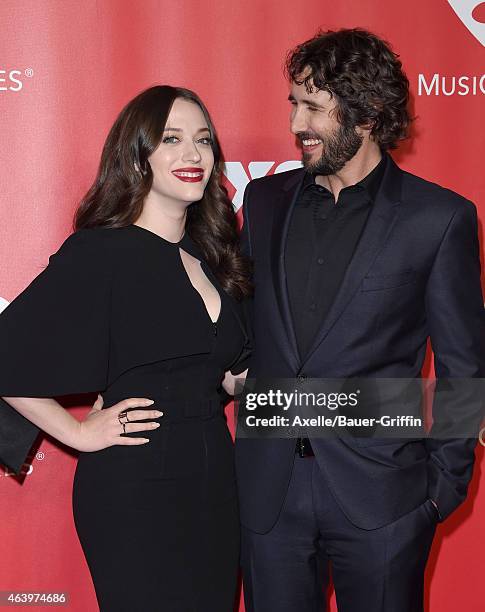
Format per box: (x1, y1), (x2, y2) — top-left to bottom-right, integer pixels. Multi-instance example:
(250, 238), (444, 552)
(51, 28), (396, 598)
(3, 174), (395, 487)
(285, 154), (387, 360)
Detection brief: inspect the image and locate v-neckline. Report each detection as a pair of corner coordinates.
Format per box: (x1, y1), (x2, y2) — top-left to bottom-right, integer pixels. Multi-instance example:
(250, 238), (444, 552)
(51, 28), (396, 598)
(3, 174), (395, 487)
(178, 247), (222, 325)
(128, 223), (222, 325)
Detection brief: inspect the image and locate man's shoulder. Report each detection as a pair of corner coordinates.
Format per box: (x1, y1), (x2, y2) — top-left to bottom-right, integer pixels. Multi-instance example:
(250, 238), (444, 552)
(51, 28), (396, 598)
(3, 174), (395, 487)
(399, 166), (475, 217)
(247, 167), (305, 196)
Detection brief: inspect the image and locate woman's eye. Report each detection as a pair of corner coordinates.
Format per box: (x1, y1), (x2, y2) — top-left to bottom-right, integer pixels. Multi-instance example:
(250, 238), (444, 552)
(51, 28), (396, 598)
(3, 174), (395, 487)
(198, 137), (213, 145)
(162, 136), (179, 144)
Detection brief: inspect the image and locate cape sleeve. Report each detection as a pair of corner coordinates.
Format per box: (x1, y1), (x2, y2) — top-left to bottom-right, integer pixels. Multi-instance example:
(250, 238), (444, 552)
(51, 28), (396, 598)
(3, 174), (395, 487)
(229, 296), (253, 376)
(0, 229), (112, 474)
(229, 187), (253, 377)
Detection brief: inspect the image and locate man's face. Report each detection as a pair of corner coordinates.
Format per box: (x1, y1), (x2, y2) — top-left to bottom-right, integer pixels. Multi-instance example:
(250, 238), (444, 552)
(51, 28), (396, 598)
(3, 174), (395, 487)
(289, 76), (363, 175)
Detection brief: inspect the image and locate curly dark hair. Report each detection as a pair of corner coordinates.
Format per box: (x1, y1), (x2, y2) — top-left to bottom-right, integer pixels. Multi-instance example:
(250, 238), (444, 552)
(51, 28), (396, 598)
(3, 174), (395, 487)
(285, 28), (411, 150)
(74, 85), (252, 300)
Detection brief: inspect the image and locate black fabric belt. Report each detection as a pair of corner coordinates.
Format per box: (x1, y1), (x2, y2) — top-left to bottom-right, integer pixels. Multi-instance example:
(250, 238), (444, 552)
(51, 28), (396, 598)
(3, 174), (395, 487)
(179, 398), (223, 419)
(103, 396), (224, 423)
(296, 437), (314, 458)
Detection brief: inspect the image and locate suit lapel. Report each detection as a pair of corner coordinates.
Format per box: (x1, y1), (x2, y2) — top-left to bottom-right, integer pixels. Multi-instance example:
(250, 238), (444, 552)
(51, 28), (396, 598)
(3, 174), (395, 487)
(270, 169), (306, 371)
(301, 155), (403, 367)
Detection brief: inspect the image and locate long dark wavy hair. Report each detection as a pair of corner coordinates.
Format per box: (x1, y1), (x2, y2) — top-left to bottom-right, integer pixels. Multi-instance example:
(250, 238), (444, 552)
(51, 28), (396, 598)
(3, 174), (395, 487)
(285, 28), (411, 150)
(74, 85), (252, 300)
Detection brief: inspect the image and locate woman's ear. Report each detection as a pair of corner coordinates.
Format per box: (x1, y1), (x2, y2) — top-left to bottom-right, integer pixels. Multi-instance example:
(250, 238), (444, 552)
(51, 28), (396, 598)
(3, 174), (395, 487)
(134, 161), (149, 176)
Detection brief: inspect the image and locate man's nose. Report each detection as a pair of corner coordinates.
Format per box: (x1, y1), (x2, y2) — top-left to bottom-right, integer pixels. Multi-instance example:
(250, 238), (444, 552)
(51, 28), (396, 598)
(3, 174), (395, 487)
(290, 106), (307, 135)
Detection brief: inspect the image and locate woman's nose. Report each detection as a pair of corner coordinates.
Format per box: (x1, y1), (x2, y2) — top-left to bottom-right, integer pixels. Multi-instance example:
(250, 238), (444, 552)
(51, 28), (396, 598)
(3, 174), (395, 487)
(181, 141), (202, 163)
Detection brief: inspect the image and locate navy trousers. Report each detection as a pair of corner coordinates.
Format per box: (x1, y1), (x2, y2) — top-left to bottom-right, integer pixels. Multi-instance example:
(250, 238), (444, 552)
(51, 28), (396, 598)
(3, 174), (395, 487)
(241, 455), (437, 612)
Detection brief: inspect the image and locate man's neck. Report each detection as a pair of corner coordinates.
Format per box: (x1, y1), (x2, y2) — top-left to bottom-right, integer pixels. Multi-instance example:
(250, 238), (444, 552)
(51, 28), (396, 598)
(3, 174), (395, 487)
(315, 144), (383, 203)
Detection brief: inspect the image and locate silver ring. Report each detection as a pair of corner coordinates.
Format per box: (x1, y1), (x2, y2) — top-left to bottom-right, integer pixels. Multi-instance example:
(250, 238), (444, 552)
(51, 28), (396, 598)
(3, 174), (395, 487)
(118, 410), (130, 425)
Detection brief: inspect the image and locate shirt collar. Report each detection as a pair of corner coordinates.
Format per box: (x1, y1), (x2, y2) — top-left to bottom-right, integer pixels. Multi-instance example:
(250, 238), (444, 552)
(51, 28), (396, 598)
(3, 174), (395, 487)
(301, 152), (388, 204)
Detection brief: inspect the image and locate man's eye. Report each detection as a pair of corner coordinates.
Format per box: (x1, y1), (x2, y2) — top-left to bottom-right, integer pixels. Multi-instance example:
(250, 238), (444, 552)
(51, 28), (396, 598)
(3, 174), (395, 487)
(162, 136), (179, 144)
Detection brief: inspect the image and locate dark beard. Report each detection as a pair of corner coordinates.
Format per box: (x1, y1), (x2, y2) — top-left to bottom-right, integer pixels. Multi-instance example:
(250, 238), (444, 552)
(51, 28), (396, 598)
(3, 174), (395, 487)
(301, 123), (364, 175)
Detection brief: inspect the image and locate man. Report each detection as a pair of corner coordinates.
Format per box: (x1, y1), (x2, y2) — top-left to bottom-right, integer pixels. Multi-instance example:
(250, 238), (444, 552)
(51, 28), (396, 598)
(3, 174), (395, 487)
(235, 29), (485, 611)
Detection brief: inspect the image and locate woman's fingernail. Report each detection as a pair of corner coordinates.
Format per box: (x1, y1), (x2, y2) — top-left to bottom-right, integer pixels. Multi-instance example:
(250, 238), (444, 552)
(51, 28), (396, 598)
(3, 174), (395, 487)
(145, 399), (155, 405)
(155, 410), (164, 416)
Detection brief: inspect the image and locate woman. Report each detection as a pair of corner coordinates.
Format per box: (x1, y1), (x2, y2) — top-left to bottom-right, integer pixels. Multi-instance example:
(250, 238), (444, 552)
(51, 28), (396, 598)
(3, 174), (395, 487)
(0, 85), (252, 611)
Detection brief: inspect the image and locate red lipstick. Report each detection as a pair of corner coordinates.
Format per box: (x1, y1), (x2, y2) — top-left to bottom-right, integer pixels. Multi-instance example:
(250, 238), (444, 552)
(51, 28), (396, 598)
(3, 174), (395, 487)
(171, 167), (205, 183)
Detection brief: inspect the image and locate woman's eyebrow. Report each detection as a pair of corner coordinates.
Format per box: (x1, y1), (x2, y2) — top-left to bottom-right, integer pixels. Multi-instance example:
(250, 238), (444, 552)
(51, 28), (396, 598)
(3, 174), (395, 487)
(163, 127), (210, 134)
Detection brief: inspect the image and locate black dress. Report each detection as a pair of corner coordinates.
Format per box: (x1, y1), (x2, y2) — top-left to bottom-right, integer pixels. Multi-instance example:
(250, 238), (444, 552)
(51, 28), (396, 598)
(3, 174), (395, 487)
(0, 225), (251, 611)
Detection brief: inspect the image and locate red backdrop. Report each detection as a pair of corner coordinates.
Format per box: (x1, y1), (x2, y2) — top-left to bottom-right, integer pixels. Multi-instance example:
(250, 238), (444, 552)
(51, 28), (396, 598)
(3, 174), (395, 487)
(1, 1), (484, 610)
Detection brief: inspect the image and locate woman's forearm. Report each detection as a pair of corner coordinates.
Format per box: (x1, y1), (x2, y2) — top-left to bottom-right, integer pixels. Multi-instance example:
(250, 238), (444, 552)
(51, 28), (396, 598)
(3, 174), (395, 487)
(1, 396), (81, 449)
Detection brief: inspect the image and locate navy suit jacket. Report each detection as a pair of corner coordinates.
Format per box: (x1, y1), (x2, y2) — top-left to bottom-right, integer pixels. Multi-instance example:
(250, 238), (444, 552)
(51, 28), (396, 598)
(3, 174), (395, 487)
(235, 154), (485, 532)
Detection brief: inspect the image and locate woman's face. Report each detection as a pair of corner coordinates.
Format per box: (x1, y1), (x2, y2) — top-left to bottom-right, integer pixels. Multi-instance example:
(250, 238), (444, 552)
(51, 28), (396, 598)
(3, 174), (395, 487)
(147, 98), (215, 206)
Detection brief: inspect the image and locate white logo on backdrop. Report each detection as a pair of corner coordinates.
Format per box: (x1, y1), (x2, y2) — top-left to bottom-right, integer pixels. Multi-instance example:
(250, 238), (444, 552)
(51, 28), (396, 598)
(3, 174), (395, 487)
(418, 73), (485, 95)
(448, 0), (485, 46)
(0, 68), (34, 92)
(223, 161), (302, 210)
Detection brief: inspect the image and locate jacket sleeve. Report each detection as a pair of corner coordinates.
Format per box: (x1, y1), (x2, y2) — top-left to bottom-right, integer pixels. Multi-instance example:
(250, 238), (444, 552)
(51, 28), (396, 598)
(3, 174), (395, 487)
(424, 200), (485, 521)
(0, 229), (112, 474)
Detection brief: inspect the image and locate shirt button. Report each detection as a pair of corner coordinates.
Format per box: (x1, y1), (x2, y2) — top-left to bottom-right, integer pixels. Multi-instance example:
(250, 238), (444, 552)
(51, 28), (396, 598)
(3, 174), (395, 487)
(317, 257), (324, 265)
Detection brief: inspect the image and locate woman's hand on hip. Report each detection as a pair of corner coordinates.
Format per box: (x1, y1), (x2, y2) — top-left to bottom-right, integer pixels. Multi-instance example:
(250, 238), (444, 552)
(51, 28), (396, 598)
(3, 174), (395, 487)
(73, 395), (163, 452)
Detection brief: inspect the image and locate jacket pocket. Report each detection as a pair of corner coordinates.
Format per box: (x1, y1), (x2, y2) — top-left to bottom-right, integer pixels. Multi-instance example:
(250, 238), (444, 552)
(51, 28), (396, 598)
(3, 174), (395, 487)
(361, 269), (416, 292)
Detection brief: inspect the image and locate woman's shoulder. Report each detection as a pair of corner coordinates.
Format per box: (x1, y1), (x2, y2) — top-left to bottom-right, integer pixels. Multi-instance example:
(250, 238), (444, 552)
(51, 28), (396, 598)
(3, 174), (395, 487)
(49, 226), (139, 277)
(54, 225), (182, 285)
(59, 225), (132, 246)
(55, 225), (148, 259)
